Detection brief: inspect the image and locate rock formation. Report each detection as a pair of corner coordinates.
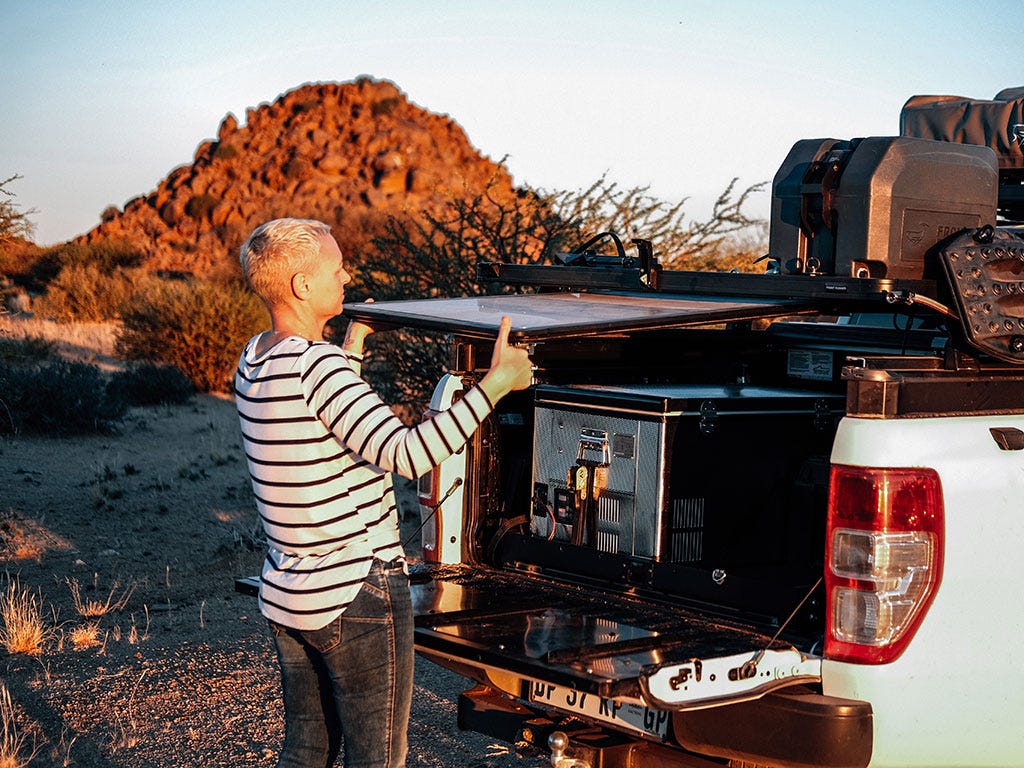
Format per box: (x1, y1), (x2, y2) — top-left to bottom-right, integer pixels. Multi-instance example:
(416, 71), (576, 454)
(76, 78), (519, 278)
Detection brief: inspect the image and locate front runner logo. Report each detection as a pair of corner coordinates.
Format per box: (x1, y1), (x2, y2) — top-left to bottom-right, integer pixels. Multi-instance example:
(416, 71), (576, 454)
(1013, 124), (1024, 146)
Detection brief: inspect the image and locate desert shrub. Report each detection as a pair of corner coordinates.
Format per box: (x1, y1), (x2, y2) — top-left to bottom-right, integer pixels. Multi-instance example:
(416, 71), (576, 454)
(26, 240), (145, 289)
(356, 175), (767, 303)
(32, 263), (145, 322)
(108, 362), (195, 406)
(116, 277), (268, 392)
(686, 220), (770, 272)
(0, 334), (55, 362)
(291, 96), (320, 114)
(66, 576), (135, 618)
(283, 157), (314, 180)
(0, 359), (127, 435)
(371, 97), (401, 117)
(213, 141), (239, 161)
(184, 193), (218, 221)
(352, 182), (569, 304)
(0, 238), (44, 282)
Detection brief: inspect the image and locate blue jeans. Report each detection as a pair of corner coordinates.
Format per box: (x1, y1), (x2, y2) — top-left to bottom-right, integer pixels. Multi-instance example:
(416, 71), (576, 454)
(269, 558), (413, 768)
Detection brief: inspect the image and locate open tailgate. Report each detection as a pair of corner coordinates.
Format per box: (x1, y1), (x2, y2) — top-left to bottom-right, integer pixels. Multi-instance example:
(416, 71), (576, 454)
(411, 564), (820, 712)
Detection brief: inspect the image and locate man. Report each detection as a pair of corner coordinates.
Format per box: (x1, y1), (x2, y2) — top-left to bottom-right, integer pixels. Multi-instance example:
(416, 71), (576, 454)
(234, 218), (532, 768)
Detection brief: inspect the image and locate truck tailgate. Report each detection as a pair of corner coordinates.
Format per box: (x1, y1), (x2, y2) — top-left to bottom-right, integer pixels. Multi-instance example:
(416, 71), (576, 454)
(411, 564), (820, 711)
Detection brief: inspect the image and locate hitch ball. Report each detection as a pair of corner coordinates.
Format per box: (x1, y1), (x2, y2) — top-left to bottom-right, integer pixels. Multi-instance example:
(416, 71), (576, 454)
(547, 731), (591, 768)
(548, 730), (569, 757)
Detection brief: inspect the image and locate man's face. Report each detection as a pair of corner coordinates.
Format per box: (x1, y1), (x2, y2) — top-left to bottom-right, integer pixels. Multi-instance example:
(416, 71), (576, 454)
(309, 233), (352, 319)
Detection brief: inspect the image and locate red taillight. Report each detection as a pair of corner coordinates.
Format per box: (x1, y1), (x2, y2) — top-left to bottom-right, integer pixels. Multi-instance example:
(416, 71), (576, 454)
(825, 465), (944, 664)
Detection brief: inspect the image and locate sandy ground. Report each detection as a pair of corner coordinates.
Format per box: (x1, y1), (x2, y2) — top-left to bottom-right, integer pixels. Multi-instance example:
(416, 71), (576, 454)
(0, 385), (533, 767)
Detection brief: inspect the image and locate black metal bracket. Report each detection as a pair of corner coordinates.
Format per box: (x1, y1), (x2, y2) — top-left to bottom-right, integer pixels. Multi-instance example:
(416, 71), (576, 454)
(475, 260), (936, 305)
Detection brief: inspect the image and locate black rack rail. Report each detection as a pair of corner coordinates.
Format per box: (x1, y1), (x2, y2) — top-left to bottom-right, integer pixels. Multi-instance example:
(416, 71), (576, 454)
(476, 261), (937, 305)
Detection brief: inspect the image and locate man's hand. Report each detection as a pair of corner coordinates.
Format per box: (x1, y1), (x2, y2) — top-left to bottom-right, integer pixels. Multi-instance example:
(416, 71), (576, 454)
(480, 316), (533, 400)
(342, 320), (375, 355)
(341, 297), (376, 354)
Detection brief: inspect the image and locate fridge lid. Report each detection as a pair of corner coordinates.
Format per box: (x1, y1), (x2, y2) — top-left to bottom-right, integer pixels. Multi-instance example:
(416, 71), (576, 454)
(343, 291), (813, 343)
(534, 383), (847, 417)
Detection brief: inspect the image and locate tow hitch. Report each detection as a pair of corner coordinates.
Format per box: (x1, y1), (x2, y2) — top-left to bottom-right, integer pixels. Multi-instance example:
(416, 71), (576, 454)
(546, 731), (590, 768)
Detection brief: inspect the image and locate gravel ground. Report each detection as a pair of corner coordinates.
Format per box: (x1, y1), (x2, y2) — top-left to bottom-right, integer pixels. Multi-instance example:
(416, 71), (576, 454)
(0, 393), (540, 768)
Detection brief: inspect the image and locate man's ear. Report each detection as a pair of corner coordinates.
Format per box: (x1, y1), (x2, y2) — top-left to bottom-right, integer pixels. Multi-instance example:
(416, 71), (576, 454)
(290, 272), (310, 300)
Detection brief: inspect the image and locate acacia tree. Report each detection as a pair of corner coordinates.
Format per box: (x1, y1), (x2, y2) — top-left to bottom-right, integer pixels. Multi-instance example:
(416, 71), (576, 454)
(549, 175), (767, 270)
(353, 173), (768, 304)
(345, 178), (574, 418)
(0, 175), (36, 243)
(350, 181), (571, 303)
(347, 173), (767, 418)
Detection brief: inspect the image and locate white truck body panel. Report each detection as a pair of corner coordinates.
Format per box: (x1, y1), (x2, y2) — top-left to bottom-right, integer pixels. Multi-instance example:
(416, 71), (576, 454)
(828, 414), (1024, 767)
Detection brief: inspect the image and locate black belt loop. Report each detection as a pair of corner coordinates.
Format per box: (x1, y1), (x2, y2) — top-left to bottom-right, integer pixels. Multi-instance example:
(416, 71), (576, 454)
(373, 556), (405, 572)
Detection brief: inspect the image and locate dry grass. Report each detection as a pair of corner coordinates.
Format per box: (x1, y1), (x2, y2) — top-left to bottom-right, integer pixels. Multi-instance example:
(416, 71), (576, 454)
(0, 513), (43, 561)
(68, 622), (101, 651)
(0, 316), (117, 352)
(65, 576), (135, 619)
(51, 729), (78, 768)
(0, 510), (76, 563)
(0, 577), (55, 656)
(0, 682), (39, 768)
(128, 608), (149, 644)
(107, 672), (147, 754)
(0, 316), (120, 370)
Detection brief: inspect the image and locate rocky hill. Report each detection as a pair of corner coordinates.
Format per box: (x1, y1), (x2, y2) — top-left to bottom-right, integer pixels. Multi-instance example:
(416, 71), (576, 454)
(76, 77), (519, 278)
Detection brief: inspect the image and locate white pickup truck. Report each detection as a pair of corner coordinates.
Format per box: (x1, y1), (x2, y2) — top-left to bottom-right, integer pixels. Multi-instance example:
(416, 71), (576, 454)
(340, 112), (1024, 767)
(238, 92), (1024, 767)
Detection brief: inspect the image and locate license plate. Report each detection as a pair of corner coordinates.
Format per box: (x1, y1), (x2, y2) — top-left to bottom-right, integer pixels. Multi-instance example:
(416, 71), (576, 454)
(527, 680), (670, 741)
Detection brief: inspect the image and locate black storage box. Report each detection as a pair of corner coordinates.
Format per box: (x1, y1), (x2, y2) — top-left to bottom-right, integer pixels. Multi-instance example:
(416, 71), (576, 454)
(769, 136), (998, 280)
(529, 383), (843, 573)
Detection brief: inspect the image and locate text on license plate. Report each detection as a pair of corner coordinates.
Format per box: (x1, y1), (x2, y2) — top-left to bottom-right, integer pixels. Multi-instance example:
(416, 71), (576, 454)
(528, 681), (670, 740)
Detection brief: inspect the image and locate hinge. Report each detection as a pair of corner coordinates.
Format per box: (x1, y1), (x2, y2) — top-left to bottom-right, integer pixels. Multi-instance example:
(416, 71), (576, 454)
(699, 400), (718, 435)
(814, 398), (833, 431)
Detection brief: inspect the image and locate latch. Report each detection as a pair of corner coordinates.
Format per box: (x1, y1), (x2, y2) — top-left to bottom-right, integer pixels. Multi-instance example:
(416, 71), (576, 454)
(576, 428), (611, 468)
(699, 400), (718, 435)
(566, 429), (611, 546)
(669, 659), (703, 689)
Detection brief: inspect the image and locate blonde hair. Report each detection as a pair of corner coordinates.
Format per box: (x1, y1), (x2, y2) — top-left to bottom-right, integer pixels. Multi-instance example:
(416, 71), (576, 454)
(239, 218), (333, 305)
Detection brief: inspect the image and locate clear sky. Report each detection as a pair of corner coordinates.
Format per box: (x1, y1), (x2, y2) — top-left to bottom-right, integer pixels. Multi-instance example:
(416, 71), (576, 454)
(1, 0), (1020, 246)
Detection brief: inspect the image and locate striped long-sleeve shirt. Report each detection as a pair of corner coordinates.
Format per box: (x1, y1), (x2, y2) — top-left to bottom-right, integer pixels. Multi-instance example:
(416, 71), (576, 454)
(234, 334), (494, 630)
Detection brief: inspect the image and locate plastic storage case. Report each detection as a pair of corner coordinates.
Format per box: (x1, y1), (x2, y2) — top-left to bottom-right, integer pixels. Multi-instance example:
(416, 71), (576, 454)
(769, 136), (997, 280)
